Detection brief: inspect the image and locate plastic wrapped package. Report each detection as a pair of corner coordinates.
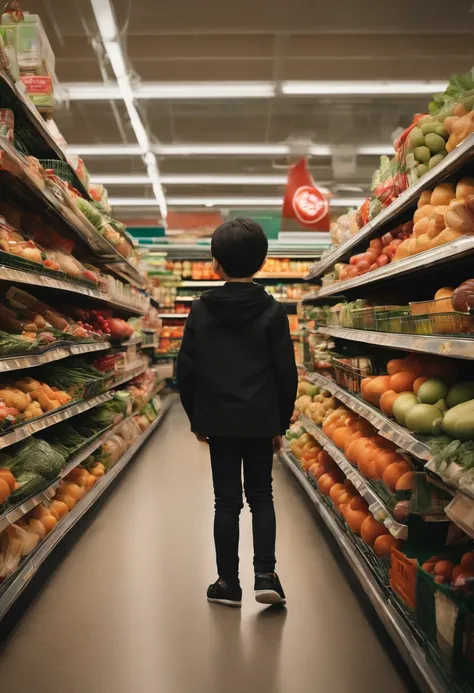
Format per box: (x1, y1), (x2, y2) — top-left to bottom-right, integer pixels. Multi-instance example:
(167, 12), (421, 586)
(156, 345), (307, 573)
(369, 154), (408, 220)
(116, 418), (140, 446)
(0, 524), (22, 580)
(329, 209), (361, 246)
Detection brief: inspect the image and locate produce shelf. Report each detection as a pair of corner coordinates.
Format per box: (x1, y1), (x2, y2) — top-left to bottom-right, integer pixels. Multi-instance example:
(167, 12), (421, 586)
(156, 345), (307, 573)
(110, 361), (148, 389)
(0, 265), (147, 316)
(0, 483), (59, 535)
(318, 325), (474, 360)
(0, 377), (167, 534)
(0, 340), (111, 374)
(306, 372), (431, 460)
(306, 133), (474, 281)
(0, 392), (113, 451)
(0, 139), (147, 289)
(279, 449), (448, 693)
(318, 235), (474, 298)
(0, 68), (68, 164)
(0, 396), (172, 622)
(299, 414), (408, 539)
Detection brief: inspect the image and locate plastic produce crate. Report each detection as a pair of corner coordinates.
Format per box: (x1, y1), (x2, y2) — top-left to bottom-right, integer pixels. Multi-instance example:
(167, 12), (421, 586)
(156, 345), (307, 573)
(390, 548), (418, 610)
(416, 567), (474, 687)
(429, 312), (474, 336)
(410, 297), (454, 315)
(374, 306), (410, 332)
(351, 306), (376, 330)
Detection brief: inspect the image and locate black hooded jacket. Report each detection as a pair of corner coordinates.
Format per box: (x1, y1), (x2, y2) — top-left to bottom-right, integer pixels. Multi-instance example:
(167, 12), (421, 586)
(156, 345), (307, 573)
(177, 282), (298, 437)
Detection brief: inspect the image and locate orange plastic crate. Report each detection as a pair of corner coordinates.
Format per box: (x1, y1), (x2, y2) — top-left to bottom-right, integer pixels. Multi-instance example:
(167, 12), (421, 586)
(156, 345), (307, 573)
(390, 548), (418, 610)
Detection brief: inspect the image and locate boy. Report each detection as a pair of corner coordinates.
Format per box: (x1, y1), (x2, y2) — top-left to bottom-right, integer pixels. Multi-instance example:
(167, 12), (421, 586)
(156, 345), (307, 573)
(177, 218), (298, 608)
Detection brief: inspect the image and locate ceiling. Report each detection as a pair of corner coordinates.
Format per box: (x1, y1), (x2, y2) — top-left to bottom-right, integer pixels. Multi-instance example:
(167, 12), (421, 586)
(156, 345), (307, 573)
(25, 0), (474, 221)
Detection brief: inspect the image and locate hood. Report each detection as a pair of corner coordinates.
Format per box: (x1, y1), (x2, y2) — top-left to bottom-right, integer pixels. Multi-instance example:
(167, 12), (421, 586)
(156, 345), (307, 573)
(200, 282), (274, 325)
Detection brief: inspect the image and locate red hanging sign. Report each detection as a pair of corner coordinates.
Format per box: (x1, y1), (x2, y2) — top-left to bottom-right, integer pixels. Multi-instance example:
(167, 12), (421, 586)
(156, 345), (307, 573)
(282, 158), (330, 231)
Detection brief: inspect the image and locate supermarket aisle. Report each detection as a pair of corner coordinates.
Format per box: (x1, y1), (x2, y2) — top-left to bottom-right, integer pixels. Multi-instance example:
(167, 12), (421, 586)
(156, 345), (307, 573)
(0, 402), (413, 693)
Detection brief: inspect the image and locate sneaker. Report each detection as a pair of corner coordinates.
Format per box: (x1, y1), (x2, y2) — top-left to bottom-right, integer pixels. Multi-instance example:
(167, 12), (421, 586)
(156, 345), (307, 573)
(254, 572), (286, 606)
(207, 579), (242, 608)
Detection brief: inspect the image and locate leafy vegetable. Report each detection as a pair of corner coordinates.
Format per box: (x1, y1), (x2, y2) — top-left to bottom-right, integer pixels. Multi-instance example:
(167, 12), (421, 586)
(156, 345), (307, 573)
(429, 68), (474, 115)
(76, 198), (104, 229)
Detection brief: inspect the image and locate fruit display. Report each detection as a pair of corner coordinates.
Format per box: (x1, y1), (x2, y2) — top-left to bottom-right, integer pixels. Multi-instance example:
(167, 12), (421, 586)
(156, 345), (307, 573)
(285, 424), (403, 557)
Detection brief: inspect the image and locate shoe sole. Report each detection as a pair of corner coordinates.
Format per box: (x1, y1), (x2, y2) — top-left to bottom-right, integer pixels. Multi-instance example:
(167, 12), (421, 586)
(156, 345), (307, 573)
(207, 597), (242, 608)
(255, 589), (286, 606)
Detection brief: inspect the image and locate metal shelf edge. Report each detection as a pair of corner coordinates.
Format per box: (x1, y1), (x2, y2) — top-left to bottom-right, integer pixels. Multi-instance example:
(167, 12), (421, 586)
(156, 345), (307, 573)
(0, 341), (111, 374)
(319, 326), (474, 360)
(279, 450), (448, 693)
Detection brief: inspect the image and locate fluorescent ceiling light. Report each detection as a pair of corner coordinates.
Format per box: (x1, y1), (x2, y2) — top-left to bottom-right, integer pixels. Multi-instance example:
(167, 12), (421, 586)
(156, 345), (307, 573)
(67, 144), (144, 156)
(109, 196), (364, 208)
(103, 41), (126, 79)
(90, 173), (330, 192)
(357, 145), (394, 156)
(69, 142), (390, 158)
(89, 0), (167, 219)
(63, 81), (275, 100)
(90, 0), (117, 40)
(158, 144), (291, 156)
(281, 81), (448, 96)
(62, 80), (448, 100)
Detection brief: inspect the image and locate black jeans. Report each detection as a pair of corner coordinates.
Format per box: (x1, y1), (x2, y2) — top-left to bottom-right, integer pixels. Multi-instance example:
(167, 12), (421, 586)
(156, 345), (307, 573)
(209, 437), (276, 584)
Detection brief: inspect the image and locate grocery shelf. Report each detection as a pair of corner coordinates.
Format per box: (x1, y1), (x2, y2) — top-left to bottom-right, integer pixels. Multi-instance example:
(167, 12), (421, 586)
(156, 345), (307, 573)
(0, 340), (111, 374)
(306, 372), (431, 460)
(0, 392), (113, 451)
(0, 68), (66, 163)
(279, 449), (448, 693)
(318, 235), (474, 298)
(306, 133), (474, 281)
(108, 361), (148, 390)
(299, 414), (408, 539)
(0, 483), (59, 535)
(0, 396), (172, 622)
(0, 139), (147, 289)
(318, 325), (474, 360)
(0, 265), (147, 316)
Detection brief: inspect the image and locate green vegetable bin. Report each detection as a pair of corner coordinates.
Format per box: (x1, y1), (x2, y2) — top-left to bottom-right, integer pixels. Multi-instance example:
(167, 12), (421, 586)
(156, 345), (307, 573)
(416, 567), (474, 689)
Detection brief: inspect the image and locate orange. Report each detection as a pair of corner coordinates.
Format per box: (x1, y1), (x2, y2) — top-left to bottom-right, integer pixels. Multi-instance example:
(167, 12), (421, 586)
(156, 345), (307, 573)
(389, 371), (418, 393)
(387, 359), (405, 375)
(379, 390), (400, 417)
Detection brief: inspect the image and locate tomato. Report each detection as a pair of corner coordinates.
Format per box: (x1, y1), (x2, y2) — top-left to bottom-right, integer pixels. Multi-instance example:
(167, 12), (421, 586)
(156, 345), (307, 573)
(369, 263), (378, 271)
(377, 254), (389, 266)
(381, 232), (394, 247)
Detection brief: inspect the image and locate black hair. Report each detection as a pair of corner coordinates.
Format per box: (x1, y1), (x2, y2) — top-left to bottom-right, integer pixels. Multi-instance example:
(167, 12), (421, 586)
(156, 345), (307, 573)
(211, 218), (268, 278)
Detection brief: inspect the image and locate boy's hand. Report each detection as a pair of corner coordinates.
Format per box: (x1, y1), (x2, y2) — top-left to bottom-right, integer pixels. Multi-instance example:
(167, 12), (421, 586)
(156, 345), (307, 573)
(273, 435), (283, 453)
(195, 433), (209, 444)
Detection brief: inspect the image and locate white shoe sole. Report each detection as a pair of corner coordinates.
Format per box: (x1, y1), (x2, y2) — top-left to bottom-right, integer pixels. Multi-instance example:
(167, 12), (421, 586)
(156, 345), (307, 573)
(255, 589), (286, 606)
(207, 597), (242, 608)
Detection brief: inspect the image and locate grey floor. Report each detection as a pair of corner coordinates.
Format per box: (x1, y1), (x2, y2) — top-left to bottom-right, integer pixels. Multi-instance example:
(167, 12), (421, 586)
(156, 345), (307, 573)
(0, 402), (413, 693)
